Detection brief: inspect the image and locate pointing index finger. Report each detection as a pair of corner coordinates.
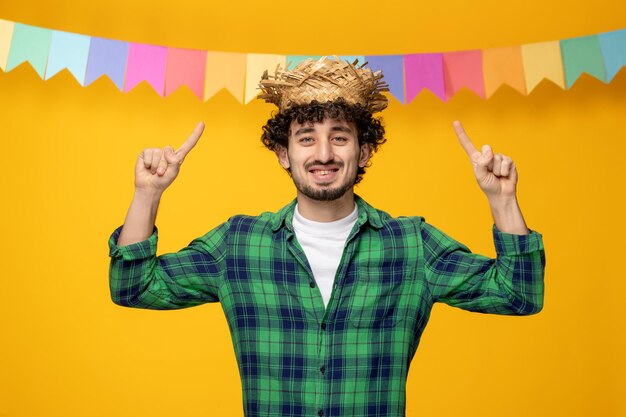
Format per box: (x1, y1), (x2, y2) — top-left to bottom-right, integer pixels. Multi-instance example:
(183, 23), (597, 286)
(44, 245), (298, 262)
(453, 120), (479, 158)
(176, 122), (205, 158)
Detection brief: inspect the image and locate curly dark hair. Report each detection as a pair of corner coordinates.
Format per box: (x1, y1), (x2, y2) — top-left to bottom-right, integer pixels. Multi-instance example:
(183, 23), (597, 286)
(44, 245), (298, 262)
(260, 98), (387, 184)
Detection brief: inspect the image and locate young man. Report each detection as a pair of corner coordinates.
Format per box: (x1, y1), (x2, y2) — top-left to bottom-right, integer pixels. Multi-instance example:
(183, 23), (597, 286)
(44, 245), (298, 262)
(108, 57), (545, 417)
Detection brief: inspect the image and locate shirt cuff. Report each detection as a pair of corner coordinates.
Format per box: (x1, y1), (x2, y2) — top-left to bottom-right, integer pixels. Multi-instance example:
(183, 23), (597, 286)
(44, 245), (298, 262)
(492, 224), (544, 256)
(108, 224), (159, 261)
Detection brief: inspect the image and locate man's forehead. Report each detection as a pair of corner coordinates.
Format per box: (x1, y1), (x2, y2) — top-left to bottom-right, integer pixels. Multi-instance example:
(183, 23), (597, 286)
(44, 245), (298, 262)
(289, 118), (354, 131)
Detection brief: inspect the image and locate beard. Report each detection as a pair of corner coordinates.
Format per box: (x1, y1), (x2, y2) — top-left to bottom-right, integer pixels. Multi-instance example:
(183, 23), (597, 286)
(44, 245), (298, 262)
(290, 161), (358, 202)
(297, 180), (355, 201)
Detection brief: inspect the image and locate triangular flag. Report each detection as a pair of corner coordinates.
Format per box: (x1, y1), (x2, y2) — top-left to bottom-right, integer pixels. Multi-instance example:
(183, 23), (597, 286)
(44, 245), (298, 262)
(204, 52), (246, 103)
(0, 19), (15, 71)
(85, 37), (128, 91)
(599, 29), (626, 82)
(443, 50), (485, 100)
(482, 46), (526, 97)
(5, 23), (52, 78)
(339, 55), (365, 65)
(560, 35), (607, 88)
(245, 53), (285, 104)
(286, 55), (321, 70)
(521, 41), (565, 93)
(404, 53), (445, 102)
(45, 30), (91, 85)
(124, 43), (167, 96)
(165, 47), (206, 100)
(365, 55), (405, 103)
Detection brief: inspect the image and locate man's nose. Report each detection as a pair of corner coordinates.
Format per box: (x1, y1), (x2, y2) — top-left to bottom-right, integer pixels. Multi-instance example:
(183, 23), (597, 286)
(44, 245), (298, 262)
(314, 139), (334, 162)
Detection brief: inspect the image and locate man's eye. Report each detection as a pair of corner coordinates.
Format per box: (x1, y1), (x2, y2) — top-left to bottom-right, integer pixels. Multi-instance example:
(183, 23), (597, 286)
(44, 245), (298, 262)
(300, 137), (313, 143)
(333, 136), (348, 142)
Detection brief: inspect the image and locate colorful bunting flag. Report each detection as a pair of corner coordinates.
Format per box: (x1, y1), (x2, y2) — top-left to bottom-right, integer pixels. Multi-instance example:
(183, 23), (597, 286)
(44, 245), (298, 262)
(6, 24), (52, 78)
(0, 19), (14, 71)
(365, 55), (405, 104)
(404, 53), (445, 102)
(520, 41), (565, 92)
(339, 55), (365, 65)
(85, 37), (128, 90)
(2, 17), (626, 104)
(204, 52), (246, 103)
(561, 35), (607, 88)
(599, 29), (626, 82)
(165, 47), (206, 99)
(286, 55), (321, 70)
(45, 30), (91, 85)
(124, 43), (167, 96)
(482, 46), (526, 97)
(443, 50), (485, 100)
(245, 53), (285, 104)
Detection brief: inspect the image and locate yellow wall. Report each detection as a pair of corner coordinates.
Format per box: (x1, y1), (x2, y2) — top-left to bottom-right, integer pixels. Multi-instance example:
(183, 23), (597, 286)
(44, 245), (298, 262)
(1, 1), (625, 416)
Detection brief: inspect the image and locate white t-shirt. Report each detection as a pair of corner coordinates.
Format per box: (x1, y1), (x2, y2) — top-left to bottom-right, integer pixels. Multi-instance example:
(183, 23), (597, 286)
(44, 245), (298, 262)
(292, 204), (359, 308)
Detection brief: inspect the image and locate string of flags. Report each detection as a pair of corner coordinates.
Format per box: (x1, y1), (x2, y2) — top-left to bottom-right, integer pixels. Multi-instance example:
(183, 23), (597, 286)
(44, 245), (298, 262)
(1, 18), (625, 104)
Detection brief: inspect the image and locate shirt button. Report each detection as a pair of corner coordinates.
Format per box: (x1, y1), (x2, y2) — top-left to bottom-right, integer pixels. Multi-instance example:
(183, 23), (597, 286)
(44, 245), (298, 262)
(321, 323), (326, 330)
(320, 366), (326, 374)
(318, 410), (324, 416)
(310, 282), (316, 288)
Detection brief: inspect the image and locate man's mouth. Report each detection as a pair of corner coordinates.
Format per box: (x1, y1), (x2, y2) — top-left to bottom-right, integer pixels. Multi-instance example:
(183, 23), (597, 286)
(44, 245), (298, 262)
(308, 167), (340, 182)
(310, 169), (338, 176)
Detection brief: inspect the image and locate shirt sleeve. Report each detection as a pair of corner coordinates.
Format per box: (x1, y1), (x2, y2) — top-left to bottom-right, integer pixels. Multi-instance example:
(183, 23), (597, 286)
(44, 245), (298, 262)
(421, 221), (545, 315)
(107, 221), (229, 309)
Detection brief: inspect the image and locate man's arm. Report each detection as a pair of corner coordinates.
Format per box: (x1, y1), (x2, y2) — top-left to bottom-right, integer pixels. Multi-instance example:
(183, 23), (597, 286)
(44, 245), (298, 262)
(108, 220), (227, 309)
(108, 122), (225, 309)
(419, 121), (545, 314)
(420, 219), (544, 315)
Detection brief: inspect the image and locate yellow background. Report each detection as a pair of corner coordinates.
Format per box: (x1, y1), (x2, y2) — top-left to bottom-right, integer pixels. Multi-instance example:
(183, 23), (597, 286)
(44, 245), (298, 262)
(1, 0), (625, 416)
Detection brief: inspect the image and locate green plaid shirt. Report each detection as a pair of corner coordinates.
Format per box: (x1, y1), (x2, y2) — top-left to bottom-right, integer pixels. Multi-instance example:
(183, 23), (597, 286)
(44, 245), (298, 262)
(108, 195), (545, 417)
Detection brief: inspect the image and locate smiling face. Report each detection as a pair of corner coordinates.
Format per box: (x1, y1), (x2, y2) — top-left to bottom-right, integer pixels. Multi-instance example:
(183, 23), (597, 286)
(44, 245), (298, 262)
(276, 117), (372, 203)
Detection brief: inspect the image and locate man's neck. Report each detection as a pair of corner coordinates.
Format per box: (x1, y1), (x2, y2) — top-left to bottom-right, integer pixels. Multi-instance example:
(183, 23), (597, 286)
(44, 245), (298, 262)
(296, 190), (357, 222)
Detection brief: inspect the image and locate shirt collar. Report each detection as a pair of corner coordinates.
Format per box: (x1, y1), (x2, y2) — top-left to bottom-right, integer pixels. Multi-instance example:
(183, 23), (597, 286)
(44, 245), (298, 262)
(270, 194), (383, 232)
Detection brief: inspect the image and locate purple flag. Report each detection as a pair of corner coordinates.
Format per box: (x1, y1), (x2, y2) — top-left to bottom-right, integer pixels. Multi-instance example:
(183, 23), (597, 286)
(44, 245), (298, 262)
(85, 37), (128, 90)
(365, 55), (405, 103)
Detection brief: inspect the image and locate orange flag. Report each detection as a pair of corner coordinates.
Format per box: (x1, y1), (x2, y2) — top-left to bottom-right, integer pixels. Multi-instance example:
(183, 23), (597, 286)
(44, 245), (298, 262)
(204, 52), (246, 103)
(482, 46), (527, 97)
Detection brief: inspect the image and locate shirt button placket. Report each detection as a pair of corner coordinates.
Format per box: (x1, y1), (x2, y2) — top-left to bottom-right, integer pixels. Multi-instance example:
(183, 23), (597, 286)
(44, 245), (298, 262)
(317, 322), (328, 417)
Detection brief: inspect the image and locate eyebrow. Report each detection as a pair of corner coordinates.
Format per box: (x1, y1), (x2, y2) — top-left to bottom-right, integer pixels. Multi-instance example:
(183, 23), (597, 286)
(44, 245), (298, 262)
(293, 125), (353, 136)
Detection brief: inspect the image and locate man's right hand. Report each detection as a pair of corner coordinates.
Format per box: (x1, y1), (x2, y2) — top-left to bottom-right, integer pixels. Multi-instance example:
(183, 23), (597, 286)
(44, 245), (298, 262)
(134, 122), (205, 194)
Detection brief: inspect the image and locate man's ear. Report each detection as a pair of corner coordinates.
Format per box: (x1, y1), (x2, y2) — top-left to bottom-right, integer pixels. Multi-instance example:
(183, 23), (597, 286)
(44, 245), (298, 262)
(276, 145), (290, 169)
(358, 143), (373, 168)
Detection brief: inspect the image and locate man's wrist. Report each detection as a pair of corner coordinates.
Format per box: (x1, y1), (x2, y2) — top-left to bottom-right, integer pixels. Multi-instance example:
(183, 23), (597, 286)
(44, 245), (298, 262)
(487, 195), (529, 235)
(133, 187), (163, 204)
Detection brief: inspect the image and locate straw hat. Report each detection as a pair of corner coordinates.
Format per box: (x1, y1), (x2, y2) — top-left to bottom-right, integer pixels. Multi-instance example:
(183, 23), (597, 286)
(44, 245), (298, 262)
(258, 56), (389, 113)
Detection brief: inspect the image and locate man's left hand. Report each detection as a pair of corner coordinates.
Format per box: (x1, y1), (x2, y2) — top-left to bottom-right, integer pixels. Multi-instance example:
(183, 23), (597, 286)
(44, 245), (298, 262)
(453, 120), (517, 200)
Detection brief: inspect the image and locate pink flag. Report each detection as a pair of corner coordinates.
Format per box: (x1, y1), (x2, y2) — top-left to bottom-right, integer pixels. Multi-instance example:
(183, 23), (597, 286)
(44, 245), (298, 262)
(165, 47), (207, 99)
(124, 43), (167, 96)
(443, 50), (485, 100)
(404, 53), (445, 102)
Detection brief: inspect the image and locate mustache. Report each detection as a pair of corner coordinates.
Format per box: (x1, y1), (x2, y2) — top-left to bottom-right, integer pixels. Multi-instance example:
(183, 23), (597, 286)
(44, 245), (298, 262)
(304, 160), (345, 170)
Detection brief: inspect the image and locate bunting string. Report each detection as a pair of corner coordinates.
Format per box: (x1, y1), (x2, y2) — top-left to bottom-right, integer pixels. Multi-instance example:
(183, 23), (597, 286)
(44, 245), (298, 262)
(1, 18), (625, 104)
